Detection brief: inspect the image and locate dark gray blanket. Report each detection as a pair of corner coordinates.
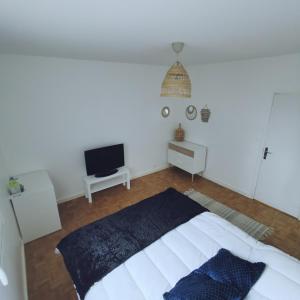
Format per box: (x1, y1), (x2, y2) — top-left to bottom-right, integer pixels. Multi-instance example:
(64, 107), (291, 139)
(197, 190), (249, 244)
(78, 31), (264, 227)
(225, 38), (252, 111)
(57, 187), (208, 299)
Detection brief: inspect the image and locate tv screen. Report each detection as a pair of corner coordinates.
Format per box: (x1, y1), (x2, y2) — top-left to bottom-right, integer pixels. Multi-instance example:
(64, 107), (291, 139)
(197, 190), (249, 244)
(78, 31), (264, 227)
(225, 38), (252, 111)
(84, 144), (124, 176)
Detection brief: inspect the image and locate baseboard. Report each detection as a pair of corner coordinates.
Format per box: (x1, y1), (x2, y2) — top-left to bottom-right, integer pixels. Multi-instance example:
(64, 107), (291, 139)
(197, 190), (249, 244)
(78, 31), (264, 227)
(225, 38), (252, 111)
(57, 193), (85, 204)
(201, 174), (253, 199)
(131, 164), (169, 179)
(21, 242), (28, 300)
(57, 167), (252, 204)
(57, 164), (170, 204)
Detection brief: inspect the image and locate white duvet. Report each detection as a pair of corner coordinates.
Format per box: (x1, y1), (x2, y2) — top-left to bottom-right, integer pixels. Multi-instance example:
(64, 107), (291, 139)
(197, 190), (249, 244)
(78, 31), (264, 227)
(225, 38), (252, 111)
(84, 212), (300, 300)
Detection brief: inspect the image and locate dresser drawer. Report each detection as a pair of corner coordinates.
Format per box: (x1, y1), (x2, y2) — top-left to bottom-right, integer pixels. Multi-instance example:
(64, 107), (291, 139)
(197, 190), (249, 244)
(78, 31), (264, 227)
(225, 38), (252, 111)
(168, 143), (194, 158)
(168, 149), (194, 173)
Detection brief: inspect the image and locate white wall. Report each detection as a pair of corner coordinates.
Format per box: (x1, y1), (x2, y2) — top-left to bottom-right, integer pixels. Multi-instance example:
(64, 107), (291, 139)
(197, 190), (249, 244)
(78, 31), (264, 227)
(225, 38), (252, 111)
(1, 53), (300, 202)
(170, 53), (300, 197)
(0, 55), (178, 201)
(0, 144), (26, 300)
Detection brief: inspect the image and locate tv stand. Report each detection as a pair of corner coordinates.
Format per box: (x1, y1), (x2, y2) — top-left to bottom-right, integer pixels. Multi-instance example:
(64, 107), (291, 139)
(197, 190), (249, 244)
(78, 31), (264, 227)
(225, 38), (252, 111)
(83, 166), (130, 203)
(95, 169), (118, 177)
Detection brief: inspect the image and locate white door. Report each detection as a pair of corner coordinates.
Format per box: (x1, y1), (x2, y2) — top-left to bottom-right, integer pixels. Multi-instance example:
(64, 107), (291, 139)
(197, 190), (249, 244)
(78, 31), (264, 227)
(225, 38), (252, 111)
(255, 93), (300, 218)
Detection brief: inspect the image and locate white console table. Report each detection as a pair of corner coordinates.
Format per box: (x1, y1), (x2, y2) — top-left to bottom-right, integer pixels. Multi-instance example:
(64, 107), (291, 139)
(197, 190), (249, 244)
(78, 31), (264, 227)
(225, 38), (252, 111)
(83, 166), (130, 203)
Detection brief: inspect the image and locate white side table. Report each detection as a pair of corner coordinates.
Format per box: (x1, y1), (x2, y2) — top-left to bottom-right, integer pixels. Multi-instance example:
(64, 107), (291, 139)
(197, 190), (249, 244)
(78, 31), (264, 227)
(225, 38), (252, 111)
(83, 166), (131, 203)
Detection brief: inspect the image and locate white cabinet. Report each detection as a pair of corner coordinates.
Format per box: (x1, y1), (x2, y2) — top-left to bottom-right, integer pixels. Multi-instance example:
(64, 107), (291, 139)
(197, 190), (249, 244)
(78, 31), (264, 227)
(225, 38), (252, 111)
(168, 141), (207, 180)
(10, 170), (62, 243)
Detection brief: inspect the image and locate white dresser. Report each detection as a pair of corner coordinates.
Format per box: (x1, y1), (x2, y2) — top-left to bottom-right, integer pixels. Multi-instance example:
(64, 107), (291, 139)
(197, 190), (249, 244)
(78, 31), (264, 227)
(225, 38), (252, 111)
(168, 141), (207, 180)
(10, 170), (62, 243)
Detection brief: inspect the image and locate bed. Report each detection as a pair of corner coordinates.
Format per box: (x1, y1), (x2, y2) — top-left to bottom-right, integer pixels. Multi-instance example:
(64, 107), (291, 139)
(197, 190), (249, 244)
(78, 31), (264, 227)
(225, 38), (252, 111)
(57, 188), (300, 300)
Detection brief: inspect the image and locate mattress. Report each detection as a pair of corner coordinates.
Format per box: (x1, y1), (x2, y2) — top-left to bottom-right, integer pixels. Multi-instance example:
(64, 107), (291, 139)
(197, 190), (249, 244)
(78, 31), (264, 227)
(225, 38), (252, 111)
(84, 212), (300, 300)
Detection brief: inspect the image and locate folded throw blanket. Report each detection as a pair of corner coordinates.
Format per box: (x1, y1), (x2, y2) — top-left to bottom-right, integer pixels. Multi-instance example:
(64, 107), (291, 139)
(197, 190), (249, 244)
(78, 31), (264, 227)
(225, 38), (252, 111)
(57, 187), (208, 299)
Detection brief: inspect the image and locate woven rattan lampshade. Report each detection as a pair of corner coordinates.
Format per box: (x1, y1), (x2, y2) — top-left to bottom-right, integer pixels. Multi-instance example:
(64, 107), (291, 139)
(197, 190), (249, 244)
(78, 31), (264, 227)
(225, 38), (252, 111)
(160, 61), (191, 98)
(160, 42), (191, 98)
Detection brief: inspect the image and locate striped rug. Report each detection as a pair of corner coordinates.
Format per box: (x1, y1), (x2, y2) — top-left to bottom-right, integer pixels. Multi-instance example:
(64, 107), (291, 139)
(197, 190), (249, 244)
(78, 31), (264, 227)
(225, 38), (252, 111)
(185, 188), (273, 241)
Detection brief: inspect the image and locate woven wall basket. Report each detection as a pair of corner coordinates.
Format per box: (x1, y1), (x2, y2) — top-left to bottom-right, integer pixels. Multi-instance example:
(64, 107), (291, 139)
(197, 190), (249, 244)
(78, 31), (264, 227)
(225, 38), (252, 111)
(201, 106), (211, 122)
(161, 61), (191, 98)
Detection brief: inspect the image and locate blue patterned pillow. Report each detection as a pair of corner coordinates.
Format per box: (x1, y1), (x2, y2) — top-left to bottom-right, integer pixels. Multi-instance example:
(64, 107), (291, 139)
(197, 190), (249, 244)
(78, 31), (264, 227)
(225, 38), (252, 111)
(163, 248), (266, 300)
(164, 272), (241, 300)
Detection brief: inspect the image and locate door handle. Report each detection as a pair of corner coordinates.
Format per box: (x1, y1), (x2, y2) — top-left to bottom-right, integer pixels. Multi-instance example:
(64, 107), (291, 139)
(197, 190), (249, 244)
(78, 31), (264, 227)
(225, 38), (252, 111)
(263, 147), (271, 159)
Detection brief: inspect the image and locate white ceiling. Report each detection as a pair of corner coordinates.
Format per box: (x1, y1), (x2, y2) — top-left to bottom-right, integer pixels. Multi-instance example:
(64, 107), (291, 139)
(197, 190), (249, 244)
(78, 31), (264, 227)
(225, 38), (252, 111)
(1, 0), (300, 65)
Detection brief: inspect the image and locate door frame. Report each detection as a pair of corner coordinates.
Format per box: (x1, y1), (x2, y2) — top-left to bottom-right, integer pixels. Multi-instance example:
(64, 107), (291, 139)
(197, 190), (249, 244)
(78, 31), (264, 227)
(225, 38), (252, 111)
(252, 92), (300, 219)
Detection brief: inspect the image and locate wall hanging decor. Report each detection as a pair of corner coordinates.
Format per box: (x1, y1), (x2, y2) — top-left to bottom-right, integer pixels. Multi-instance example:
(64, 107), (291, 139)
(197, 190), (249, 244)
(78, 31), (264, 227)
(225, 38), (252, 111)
(160, 42), (191, 98)
(161, 106), (170, 118)
(185, 105), (197, 120)
(200, 105), (211, 122)
(175, 123), (185, 141)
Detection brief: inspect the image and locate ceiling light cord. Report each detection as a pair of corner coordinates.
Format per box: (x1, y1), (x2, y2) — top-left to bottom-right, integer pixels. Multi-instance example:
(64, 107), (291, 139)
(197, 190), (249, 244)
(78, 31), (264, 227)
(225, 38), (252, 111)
(172, 42), (184, 64)
(176, 52), (179, 64)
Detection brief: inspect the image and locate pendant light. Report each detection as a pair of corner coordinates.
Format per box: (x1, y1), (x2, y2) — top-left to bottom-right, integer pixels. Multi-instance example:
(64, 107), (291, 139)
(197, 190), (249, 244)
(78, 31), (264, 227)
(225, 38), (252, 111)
(160, 42), (191, 98)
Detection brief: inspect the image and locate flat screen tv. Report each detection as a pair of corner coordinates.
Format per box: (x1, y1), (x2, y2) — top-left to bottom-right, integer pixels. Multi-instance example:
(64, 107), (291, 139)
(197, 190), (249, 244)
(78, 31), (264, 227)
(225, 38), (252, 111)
(84, 144), (124, 177)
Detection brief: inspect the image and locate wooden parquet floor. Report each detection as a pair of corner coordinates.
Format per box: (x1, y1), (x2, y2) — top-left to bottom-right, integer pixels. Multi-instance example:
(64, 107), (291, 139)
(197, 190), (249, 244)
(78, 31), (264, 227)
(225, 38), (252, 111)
(25, 167), (300, 300)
